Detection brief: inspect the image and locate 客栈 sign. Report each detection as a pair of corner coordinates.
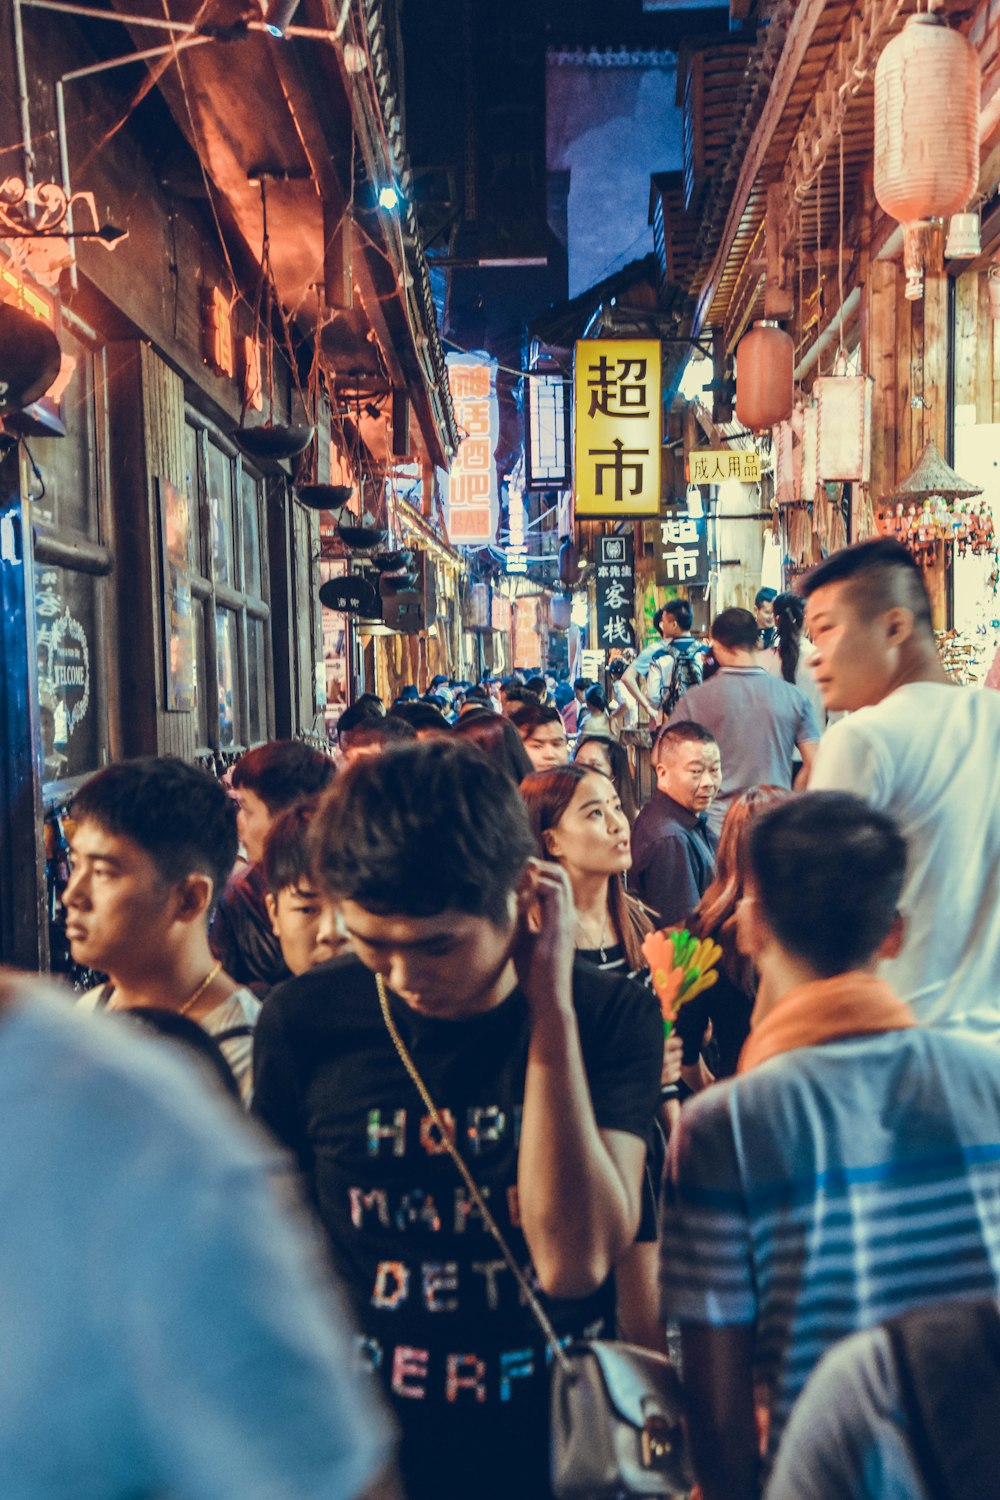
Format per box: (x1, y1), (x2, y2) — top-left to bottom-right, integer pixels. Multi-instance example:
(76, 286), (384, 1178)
(687, 448), (761, 484)
(595, 533), (636, 650)
(441, 353), (500, 546)
(573, 338), (661, 517)
(659, 508), (709, 588)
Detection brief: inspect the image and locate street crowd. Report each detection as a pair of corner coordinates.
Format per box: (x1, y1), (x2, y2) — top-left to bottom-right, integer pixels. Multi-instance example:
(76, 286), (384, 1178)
(8, 535), (1000, 1500)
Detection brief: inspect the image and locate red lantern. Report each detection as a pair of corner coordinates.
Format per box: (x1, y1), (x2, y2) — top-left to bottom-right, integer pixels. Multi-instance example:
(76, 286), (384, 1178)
(734, 321), (793, 432)
(558, 537), (578, 587)
(874, 14), (980, 299)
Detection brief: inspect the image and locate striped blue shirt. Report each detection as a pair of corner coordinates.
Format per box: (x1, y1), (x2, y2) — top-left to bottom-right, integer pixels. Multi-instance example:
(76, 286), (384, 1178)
(662, 1027), (1000, 1467)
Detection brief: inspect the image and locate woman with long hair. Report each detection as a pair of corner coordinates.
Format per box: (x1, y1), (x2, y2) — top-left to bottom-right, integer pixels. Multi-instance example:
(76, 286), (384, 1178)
(573, 734), (641, 826)
(452, 706), (534, 783)
(577, 684), (613, 738)
(520, 763), (651, 976)
(520, 762), (678, 1353)
(678, 784), (791, 1088)
(762, 590), (825, 728)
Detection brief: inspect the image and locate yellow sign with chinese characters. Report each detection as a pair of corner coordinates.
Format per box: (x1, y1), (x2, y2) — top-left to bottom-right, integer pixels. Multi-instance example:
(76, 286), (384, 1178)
(687, 449), (761, 484)
(574, 338), (661, 516)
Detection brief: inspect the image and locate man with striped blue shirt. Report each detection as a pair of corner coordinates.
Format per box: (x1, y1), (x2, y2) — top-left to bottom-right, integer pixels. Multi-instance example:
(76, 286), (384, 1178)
(662, 793), (1000, 1500)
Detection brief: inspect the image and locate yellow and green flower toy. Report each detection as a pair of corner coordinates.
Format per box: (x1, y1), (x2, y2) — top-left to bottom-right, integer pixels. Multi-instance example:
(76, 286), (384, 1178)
(642, 927), (723, 1036)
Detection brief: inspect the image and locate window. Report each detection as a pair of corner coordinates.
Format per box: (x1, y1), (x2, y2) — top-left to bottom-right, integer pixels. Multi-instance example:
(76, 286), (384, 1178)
(207, 440), (235, 587)
(185, 419), (271, 752)
(30, 327), (112, 793)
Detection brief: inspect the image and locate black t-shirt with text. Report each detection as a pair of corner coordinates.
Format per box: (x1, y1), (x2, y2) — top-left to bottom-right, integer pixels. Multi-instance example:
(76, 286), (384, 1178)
(252, 954), (662, 1500)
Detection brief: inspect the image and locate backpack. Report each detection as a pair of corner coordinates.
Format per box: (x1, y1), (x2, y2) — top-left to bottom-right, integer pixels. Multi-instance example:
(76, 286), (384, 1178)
(885, 1297), (1000, 1500)
(655, 642), (703, 716)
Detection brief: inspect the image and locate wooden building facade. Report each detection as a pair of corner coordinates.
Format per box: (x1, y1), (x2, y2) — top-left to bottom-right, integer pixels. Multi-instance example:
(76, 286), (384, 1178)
(0, 0), (459, 971)
(653, 0), (1000, 634)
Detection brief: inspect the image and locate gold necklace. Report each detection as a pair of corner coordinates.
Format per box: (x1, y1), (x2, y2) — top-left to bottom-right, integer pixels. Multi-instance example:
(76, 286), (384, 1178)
(177, 960), (223, 1017)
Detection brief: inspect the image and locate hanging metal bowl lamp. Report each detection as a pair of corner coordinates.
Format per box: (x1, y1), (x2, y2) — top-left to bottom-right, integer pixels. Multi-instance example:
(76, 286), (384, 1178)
(0, 302), (62, 414)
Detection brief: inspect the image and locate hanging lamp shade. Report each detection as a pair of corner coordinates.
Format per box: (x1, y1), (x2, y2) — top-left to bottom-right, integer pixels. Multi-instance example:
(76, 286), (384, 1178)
(295, 483), (353, 513)
(0, 303), (62, 414)
(550, 594), (573, 632)
(885, 439), (981, 503)
(233, 423), (315, 462)
(734, 321), (793, 432)
(874, 14), (979, 299)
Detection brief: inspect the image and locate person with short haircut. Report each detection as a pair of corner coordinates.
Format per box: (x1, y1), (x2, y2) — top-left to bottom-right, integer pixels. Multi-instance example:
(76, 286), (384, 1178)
(0, 970), (394, 1500)
(662, 792), (1000, 1500)
(252, 741), (662, 1500)
(630, 722), (721, 928)
(509, 701), (570, 771)
(622, 598), (700, 724)
(457, 685), (493, 717)
(677, 785), (791, 1088)
(755, 585), (778, 648)
(67, 757), (260, 1103)
(212, 740), (335, 994)
(524, 674), (548, 704)
(337, 697), (386, 754)
(452, 706), (534, 783)
(340, 715), (417, 764)
(668, 607), (820, 833)
(388, 699), (451, 737)
(262, 802), (346, 975)
(551, 669), (574, 714)
(803, 537), (1000, 1038)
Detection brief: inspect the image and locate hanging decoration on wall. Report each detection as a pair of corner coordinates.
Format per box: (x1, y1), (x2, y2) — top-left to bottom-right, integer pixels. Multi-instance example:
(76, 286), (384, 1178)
(816, 373), (873, 482)
(735, 321), (793, 431)
(231, 178), (314, 463)
(874, 13), (980, 300)
(875, 440), (994, 564)
(0, 175), (126, 289)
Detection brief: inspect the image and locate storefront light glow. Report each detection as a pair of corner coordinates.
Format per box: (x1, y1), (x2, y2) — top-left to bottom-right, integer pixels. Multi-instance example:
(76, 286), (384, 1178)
(571, 593), (589, 628)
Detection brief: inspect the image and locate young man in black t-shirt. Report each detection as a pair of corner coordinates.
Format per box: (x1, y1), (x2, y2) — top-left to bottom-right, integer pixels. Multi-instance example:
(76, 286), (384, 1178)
(252, 740), (662, 1500)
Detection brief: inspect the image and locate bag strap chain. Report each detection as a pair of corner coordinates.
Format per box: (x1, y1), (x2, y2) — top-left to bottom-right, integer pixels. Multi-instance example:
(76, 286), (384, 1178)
(375, 973), (572, 1373)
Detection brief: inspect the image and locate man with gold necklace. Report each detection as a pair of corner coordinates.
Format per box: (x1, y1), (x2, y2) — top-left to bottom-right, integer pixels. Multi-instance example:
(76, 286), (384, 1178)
(67, 757), (261, 1104)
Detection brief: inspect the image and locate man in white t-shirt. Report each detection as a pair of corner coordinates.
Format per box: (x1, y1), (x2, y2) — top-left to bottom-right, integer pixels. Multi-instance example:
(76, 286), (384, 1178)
(803, 538), (1000, 1039)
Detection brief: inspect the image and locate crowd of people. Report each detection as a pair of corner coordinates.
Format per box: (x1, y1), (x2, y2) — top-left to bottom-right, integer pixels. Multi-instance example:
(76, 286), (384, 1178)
(8, 535), (1000, 1500)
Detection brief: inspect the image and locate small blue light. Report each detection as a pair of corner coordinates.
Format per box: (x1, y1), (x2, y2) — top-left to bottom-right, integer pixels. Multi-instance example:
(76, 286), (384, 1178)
(378, 185), (400, 211)
(263, 21), (284, 35)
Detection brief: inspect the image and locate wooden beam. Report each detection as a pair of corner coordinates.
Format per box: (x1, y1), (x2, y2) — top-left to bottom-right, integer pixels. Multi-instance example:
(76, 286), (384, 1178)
(692, 0), (832, 336)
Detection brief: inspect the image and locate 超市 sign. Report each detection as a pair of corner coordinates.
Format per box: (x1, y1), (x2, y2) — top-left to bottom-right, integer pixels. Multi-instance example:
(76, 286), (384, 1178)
(574, 338), (661, 517)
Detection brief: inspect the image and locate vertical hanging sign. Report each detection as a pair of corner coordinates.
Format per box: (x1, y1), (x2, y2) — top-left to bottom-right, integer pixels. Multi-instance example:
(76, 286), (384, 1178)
(595, 534), (636, 649)
(441, 353), (499, 545)
(574, 338), (661, 517)
(659, 508), (709, 586)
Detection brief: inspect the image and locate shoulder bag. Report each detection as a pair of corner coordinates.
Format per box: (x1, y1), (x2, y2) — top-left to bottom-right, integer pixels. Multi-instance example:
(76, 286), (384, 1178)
(375, 974), (690, 1499)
